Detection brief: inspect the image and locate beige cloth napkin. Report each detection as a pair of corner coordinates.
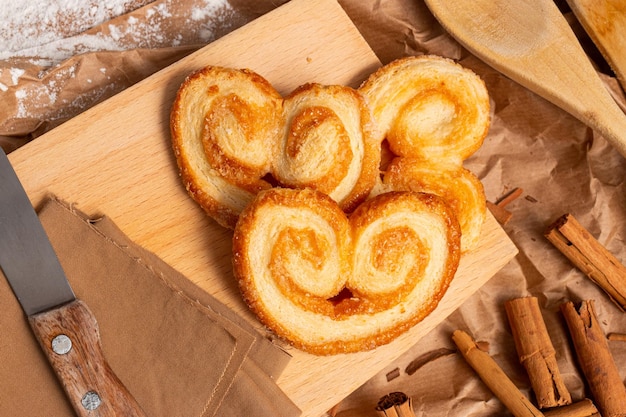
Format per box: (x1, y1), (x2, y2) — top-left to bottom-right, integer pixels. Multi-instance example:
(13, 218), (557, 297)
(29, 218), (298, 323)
(0, 197), (300, 417)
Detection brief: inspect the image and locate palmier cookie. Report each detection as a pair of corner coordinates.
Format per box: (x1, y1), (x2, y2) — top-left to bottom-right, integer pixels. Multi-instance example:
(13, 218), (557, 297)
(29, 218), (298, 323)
(232, 187), (461, 355)
(359, 55), (490, 163)
(274, 83), (381, 213)
(170, 66), (283, 229)
(171, 67), (381, 229)
(383, 158), (486, 252)
(360, 55), (489, 251)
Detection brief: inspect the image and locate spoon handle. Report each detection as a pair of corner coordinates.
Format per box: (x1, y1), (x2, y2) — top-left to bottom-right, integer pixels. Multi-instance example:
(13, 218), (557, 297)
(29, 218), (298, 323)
(578, 90), (626, 158)
(566, 0), (626, 92)
(515, 24), (626, 157)
(530, 27), (626, 158)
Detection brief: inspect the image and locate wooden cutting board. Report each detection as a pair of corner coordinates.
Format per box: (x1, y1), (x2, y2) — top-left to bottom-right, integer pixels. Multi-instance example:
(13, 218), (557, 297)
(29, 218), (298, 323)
(8, 0), (518, 415)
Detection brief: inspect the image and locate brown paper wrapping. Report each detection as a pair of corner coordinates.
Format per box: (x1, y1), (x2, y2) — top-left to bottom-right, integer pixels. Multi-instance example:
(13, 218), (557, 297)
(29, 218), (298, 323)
(0, 198), (299, 417)
(2, 0), (626, 416)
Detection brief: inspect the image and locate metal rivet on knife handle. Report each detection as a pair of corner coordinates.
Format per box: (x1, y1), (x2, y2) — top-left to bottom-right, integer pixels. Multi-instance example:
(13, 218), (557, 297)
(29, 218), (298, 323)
(29, 300), (149, 416)
(82, 391), (102, 411)
(0, 150), (149, 416)
(52, 334), (72, 355)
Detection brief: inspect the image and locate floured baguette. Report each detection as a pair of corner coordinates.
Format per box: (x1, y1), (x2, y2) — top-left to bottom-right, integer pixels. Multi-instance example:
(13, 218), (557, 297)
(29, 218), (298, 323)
(232, 187), (461, 355)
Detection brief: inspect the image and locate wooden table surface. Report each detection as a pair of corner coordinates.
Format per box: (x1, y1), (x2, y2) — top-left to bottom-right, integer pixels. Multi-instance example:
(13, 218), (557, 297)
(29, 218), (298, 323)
(8, 0), (518, 415)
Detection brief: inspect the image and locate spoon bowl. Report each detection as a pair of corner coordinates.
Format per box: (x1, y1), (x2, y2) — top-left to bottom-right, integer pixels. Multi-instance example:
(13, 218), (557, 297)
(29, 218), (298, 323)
(424, 0), (626, 159)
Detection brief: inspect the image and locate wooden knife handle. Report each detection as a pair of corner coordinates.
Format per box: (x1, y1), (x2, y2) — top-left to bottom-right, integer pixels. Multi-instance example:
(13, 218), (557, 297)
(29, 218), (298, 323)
(28, 299), (149, 417)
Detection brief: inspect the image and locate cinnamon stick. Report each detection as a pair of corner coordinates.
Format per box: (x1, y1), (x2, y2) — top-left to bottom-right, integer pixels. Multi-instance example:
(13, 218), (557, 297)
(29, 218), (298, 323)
(452, 329), (545, 417)
(487, 187), (524, 225)
(543, 399), (600, 417)
(545, 214), (626, 311)
(608, 333), (626, 342)
(505, 297), (572, 408)
(497, 187), (524, 207)
(375, 392), (414, 417)
(487, 201), (513, 225)
(560, 300), (626, 417)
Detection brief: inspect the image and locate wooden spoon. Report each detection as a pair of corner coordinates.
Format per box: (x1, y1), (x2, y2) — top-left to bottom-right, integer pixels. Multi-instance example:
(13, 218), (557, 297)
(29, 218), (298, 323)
(423, 0), (626, 159)
(566, 0), (626, 93)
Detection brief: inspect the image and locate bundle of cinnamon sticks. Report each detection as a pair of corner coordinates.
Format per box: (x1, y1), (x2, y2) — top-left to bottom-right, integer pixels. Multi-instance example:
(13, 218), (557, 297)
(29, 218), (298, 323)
(375, 213), (626, 417)
(545, 214), (626, 312)
(454, 297), (626, 417)
(451, 213), (626, 417)
(375, 392), (414, 417)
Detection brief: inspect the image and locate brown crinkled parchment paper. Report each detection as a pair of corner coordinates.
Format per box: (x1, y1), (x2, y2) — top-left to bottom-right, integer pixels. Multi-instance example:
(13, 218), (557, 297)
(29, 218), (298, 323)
(1, 1), (625, 416)
(0, 197), (299, 417)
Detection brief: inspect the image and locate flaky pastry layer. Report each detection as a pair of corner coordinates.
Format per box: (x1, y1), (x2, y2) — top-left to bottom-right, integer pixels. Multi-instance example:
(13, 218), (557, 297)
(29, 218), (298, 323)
(383, 158), (486, 252)
(172, 56), (492, 354)
(233, 188), (461, 355)
(359, 55), (490, 163)
(171, 66), (282, 228)
(171, 66), (380, 229)
(360, 55), (490, 252)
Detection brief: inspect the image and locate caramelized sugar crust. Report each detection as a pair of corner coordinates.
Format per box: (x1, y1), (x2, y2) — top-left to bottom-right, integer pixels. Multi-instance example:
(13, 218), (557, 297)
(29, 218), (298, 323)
(233, 188), (461, 355)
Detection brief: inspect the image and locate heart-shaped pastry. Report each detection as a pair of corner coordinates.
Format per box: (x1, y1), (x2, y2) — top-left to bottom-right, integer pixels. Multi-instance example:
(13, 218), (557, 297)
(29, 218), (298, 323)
(170, 66), (379, 229)
(232, 187), (461, 355)
(359, 55), (490, 251)
(383, 158), (486, 252)
(171, 56), (490, 355)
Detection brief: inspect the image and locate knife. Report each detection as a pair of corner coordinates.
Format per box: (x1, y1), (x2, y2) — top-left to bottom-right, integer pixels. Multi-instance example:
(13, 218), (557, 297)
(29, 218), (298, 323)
(0, 150), (148, 417)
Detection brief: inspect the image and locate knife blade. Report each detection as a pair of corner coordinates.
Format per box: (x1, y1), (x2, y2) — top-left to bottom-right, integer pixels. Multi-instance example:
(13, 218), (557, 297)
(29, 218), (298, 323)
(0, 150), (148, 417)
